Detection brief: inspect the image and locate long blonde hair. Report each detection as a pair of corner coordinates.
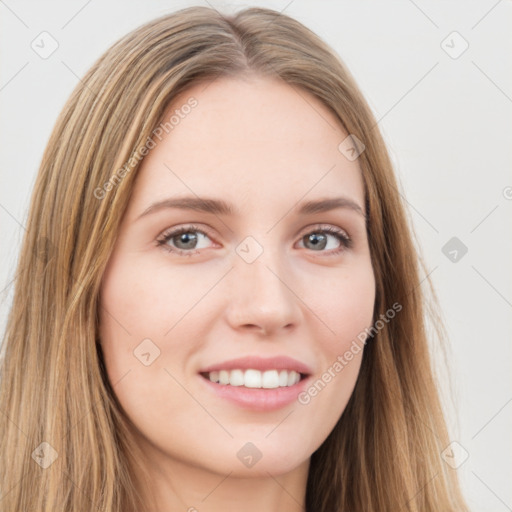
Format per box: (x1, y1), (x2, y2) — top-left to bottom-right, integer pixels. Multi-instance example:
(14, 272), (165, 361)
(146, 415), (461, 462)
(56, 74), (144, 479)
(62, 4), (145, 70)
(0, 6), (468, 511)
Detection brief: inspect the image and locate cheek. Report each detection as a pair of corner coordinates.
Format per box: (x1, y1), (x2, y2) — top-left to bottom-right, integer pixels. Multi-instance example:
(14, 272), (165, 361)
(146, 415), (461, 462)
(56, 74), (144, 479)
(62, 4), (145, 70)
(312, 259), (376, 347)
(97, 257), (203, 445)
(335, 273), (375, 344)
(98, 252), (209, 347)
(330, 263), (375, 382)
(98, 254), (171, 384)
(298, 260), (375, 427)
(97, 253), (215, 404)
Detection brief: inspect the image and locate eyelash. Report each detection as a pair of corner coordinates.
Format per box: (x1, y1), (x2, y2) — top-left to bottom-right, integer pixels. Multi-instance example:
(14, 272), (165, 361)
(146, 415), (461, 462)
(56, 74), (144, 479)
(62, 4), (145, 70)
(156, 224), (353, 257)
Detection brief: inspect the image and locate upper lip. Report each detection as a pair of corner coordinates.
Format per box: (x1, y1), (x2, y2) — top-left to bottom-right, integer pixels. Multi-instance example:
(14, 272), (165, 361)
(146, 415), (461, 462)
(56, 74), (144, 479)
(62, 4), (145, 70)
(199, 356), (313, 375)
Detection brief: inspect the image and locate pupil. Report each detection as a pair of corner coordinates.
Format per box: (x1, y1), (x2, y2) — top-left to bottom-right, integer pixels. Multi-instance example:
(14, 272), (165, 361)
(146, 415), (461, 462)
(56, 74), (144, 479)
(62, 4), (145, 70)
(176, 232), (197, 249)
(307, 233), (326, 250)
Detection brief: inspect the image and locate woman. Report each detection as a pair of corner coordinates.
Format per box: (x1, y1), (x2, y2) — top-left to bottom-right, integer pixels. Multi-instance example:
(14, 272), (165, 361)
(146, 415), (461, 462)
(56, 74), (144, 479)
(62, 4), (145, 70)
(0, 6), (469, 511)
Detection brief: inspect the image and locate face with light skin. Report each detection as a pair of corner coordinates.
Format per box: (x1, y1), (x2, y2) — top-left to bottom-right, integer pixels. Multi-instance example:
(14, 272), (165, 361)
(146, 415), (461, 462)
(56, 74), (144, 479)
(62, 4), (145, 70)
(98, 74), (376, 511)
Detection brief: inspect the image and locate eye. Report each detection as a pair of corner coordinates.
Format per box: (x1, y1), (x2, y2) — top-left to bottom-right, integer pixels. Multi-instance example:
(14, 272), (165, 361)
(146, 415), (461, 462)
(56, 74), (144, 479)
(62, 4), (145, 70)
(296, 225), (352, 255)
(156, 224), (215, 256)
(156, 224), (352, 257)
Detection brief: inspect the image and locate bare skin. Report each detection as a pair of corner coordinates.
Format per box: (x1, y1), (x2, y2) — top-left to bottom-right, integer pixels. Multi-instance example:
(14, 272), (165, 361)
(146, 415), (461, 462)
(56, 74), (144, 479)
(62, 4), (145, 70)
(98, 74), (376, 512)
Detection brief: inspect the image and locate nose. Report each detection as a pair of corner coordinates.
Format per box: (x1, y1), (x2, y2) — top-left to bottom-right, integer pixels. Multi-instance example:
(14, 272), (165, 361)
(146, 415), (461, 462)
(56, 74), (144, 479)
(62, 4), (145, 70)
(224, 247), (303, 336)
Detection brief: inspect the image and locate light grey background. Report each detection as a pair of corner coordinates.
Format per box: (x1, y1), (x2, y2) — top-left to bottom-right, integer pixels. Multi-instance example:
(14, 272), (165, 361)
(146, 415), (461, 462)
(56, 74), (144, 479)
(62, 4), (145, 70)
(1, 1), (511, 510)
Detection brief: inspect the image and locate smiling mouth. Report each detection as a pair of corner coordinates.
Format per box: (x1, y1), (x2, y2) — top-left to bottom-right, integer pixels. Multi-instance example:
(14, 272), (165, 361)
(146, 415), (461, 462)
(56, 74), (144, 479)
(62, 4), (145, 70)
(200, 369), (308, 389)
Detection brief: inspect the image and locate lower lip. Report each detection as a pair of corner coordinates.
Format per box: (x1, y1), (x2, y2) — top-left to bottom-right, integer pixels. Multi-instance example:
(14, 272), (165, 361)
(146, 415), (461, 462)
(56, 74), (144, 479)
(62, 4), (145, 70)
(199, 374), (311, 411)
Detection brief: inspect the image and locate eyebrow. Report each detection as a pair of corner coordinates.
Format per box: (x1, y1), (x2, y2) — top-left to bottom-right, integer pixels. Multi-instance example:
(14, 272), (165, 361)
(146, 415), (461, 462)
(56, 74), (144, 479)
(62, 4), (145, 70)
(136, 195), (366, 220)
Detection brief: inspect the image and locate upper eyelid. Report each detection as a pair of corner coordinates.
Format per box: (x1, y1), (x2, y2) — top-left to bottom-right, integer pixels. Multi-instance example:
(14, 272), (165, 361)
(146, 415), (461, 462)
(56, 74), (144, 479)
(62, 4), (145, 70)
(158, 224), (212, 242)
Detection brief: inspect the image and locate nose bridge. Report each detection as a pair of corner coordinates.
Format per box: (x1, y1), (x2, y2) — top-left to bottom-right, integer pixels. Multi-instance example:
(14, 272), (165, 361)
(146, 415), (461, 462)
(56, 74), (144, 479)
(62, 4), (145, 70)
(226, 235), (301, 332)
(237, 238), (289, 300)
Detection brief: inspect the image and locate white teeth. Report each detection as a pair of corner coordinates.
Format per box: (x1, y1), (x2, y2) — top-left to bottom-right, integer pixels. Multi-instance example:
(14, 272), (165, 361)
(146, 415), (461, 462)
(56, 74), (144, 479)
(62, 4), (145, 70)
(287, 371), (298, 386)
(206, 369), (302, 388)
(244, 369), (261, 388)
(219, 370), (230, 385)
(230, 369), (244, 386)
(262, 370), (279, 389)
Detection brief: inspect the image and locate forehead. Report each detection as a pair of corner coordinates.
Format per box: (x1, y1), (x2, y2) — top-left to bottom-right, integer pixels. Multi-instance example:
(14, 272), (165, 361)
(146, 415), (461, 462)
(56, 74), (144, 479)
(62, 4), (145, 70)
(128, 75), (365, 218)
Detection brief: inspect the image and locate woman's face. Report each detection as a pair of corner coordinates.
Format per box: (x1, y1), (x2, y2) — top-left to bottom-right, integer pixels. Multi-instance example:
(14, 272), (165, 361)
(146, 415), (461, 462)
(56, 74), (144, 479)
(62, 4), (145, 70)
(99, 75), (375, 478)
